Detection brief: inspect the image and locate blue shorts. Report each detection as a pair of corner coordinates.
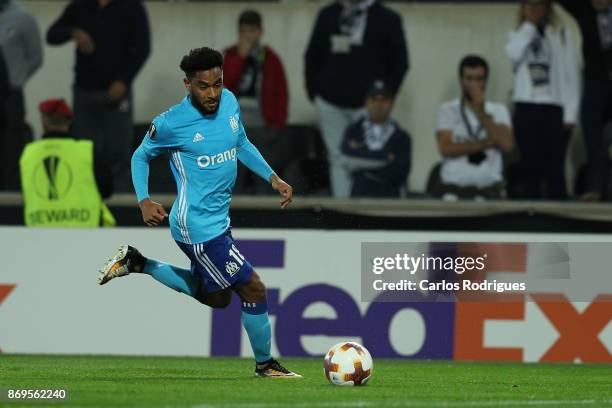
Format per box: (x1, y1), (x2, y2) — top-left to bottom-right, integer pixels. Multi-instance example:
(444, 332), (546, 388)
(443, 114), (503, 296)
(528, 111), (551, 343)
(176, 229), (254, 293)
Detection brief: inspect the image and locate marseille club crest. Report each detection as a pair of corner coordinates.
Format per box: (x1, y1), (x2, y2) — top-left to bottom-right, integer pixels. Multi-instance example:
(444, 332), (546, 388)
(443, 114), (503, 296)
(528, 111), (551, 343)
(229, 115), (239, 133)
(225, 261), (240, 277)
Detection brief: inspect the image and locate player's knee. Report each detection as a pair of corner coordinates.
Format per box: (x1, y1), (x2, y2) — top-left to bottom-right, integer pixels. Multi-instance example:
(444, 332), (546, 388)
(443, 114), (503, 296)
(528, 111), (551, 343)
(195, 288), (232, 309)
(246, 280), (267, 303)
(251, 272), (267, 297)
(209, 297), (231, 309)
(234, 271), (267, 303)
(255, 278), (266, 298)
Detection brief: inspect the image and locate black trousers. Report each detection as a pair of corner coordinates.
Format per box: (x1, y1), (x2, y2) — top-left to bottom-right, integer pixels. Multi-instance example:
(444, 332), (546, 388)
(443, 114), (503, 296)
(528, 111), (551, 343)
(0, 89), (31, 190)
(513, 103), (569, 200)
(72, 86), (133, 193)
(581, 79), (612, 193)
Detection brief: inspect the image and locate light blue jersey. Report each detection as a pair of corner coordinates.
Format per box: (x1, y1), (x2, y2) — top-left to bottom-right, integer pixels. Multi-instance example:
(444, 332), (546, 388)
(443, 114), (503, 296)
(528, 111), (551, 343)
(131, 89), (274, 244)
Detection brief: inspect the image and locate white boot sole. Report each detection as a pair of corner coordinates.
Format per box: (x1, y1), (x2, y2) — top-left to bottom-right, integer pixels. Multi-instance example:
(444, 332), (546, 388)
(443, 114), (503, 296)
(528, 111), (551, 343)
(97, 245), (129, 285)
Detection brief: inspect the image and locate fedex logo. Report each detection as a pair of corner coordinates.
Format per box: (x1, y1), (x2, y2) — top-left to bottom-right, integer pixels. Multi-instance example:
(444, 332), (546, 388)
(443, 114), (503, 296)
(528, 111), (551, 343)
(211, 241), (612, 362)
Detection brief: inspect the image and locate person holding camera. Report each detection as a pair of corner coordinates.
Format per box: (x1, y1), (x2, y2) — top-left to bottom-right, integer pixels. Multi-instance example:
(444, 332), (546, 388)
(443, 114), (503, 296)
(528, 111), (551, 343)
(506, 0), (580, 200)
(434, 56), (514, 200)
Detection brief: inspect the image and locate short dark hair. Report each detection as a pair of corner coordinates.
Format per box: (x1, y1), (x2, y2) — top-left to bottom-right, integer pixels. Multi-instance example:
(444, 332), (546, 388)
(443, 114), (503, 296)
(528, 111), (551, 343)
(179, 47), (224, 79)
(238, 10), (262, 28)
(458, 55), (489, 79)
(42, 112), (72, 128)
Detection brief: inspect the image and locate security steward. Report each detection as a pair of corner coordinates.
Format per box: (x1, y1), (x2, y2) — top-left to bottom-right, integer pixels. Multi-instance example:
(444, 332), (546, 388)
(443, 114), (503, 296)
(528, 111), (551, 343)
(19, 99), (115, 227)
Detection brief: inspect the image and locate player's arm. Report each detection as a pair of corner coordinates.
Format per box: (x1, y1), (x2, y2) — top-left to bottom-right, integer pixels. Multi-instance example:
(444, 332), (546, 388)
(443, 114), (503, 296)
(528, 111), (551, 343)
(236, 129), (293, 208)
(131, 119), (171, 226)
(237, 136), (293, 209)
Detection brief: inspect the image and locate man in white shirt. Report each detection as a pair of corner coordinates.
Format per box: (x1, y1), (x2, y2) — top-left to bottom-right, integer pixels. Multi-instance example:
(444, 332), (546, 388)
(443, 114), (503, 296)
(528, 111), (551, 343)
(434, 55), (514, 199)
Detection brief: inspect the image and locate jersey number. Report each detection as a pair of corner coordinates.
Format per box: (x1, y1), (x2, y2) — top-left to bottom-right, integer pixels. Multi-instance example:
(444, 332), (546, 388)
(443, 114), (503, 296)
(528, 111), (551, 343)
(229, 244), (245, 266)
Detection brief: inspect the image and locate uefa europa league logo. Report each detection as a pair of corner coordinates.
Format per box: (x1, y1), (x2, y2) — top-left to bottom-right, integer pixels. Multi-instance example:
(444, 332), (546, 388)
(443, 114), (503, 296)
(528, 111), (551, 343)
(33, 156), (73, 200)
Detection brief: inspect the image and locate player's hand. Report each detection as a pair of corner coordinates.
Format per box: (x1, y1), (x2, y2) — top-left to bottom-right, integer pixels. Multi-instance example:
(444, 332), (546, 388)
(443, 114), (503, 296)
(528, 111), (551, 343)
(139, 198), (168, 227)
(72, 29), (95, 54)
(270, 174), (293, 209)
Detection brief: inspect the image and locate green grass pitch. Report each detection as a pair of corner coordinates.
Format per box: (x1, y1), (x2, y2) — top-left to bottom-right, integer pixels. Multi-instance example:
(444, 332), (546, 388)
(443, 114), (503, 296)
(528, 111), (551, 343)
(1, 355), (611, 407)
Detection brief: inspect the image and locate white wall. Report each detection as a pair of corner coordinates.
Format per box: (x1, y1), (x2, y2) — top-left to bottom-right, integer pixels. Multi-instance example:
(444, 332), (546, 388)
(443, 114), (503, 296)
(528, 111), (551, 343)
(20, 1), (581, 191)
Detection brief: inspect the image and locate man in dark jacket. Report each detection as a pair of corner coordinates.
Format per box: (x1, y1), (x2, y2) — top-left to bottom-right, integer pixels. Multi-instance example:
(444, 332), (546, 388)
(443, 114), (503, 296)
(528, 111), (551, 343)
(558, 0), (612, 200)
(305, 0), (409, 198)
(341, 81), (411, 198)
(46, 0), (150, 192)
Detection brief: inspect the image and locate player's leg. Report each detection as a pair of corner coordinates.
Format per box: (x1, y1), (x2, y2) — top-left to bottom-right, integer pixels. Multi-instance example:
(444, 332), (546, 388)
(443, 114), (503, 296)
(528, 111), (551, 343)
(98, 245), (199, 296)
(233, 271), (300, 378)
(195, 287), (232, 308)
(197, 232), (273, 364)
(233, 271), (271, 363)
(200, 230), (300, 377)
(197, 230), (300, 376)
(143, 261), (232, 310)
(97, 245), (233, 308)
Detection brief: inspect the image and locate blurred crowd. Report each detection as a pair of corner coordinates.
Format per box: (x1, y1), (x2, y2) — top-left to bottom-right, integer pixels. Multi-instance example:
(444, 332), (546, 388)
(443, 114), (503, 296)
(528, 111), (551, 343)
(1, 0), (612, 211)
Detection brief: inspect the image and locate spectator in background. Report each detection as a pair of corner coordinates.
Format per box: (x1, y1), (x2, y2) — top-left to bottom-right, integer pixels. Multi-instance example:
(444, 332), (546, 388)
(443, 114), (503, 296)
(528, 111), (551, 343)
(19, 99), (115, 227)
(0, 0), (43, 190)
(46, 0), (151, 192)
(506, 0), (580, 200)
(305, 0), (409, 198)
(341, 80), (411, 198)
(434, 56), (514, 200)
(557, 0), (612, 201)
(224, 9), (289, 194)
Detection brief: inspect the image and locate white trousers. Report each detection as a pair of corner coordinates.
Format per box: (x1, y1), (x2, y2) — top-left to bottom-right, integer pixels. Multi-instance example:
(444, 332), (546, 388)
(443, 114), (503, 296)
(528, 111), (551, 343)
(315, 96), (364, 198)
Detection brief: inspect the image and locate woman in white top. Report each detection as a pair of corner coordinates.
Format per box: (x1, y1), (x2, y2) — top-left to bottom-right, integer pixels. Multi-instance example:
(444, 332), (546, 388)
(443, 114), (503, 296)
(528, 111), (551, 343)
(506, 0), (580, 199)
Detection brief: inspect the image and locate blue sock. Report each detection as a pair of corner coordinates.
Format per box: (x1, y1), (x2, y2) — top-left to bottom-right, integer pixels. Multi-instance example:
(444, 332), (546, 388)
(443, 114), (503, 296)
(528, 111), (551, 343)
(143, 259), (199, 297)
(241, 300), (272, 364)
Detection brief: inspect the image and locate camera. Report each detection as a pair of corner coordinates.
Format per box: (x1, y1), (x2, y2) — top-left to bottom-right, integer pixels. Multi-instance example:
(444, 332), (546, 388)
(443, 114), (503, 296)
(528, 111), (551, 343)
(468, 151), (486, 165)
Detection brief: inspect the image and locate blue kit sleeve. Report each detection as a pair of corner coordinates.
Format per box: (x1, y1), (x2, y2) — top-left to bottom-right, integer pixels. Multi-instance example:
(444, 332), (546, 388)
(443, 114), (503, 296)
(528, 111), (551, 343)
(131, 116), (175, 202)
(235, 106), (275, 183)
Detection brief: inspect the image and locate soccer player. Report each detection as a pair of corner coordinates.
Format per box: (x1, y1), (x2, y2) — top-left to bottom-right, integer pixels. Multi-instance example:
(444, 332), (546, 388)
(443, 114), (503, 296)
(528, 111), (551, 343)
(98, 47), (300, 378)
